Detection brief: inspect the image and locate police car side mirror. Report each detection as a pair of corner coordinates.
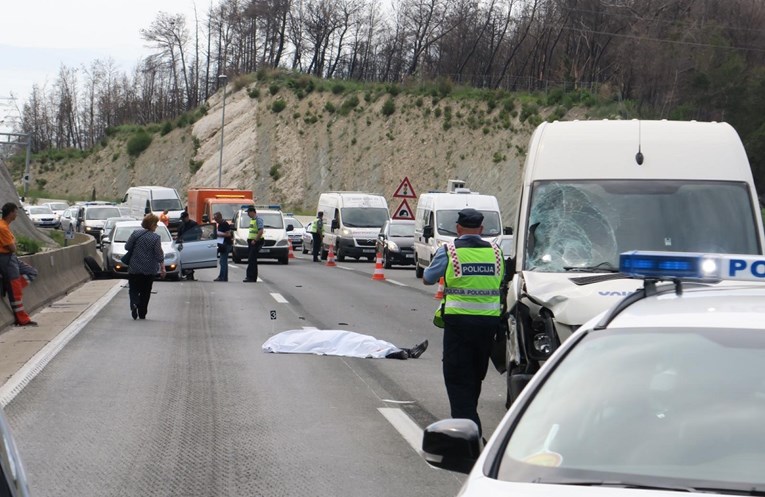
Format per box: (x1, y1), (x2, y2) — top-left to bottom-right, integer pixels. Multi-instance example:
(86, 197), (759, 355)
(286, 224), (294, 232)
(331, 220), (338, 231)
(505, 256), (516, 280)
(422, 419), (481, 474)
(504, 226), (513, 235)
(423, 225), (433, 239)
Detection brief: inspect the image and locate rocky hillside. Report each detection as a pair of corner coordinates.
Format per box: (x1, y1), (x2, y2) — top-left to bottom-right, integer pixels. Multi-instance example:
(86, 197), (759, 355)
(23, 78), (590, 221)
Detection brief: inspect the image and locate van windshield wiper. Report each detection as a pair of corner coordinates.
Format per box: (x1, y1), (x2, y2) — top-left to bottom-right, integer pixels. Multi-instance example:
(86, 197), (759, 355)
(563, 262), (619, 273)
(535, 479), (692, 492)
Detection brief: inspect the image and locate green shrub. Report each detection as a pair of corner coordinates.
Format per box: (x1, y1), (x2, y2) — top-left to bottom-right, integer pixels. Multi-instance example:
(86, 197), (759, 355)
(16, 236), (41, 255)
(189, 159), (203, 174)
(520, 103), (539, 123)
(415, 97), (424, 107)
(381, 98), (395, 116)
(339, 95), (359, 115)
(271, 99), (287, 113)
(269, 164), (282, 180)
(332, 83), (345, 94)
(192, 136), (201, 152)
(248, 87), (261, 99)
(269, 83), (280, 95)
(161, 121), (173, 136)
(325, 102), (336, 114)
(493, 152), (506, 163)
(387, 84), (400, 96)
(127, 131), (152, 157)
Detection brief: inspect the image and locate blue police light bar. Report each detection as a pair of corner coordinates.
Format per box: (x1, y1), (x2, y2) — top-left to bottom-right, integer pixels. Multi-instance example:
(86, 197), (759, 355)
(620, 250), (765, 282)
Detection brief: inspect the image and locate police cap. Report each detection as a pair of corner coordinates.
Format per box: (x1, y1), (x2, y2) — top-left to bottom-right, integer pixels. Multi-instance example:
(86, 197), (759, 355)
(247, 206), (256, 212)
(457, 208), (483, 228)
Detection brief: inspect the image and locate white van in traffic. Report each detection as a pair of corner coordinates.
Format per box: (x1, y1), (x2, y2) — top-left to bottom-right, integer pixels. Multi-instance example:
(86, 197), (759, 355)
(505, 119), (765, 406)
(122, 186), (185, 231)
(317, 192), (390, 261)
(413, 186), (503, 277)
(231, 204), (292, 265)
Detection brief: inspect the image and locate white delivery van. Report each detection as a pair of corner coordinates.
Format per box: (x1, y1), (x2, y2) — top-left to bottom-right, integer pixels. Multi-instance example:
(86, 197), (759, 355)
(504, 119), (765, 406)
(122, 186), (185, 232)
(318, 192), (390, 262)
(413, 184), (503, 277)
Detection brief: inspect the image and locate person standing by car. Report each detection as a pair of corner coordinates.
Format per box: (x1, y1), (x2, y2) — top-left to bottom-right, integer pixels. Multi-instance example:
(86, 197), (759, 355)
(309, 211), (324, 262)
(213, 211), (232, 282)
(177, 211), (199, 281)
(423, 208), (504, 436)
(0, 203), (38, 326)
(243, 206), (264, 282)
(125, 213), (166, 320)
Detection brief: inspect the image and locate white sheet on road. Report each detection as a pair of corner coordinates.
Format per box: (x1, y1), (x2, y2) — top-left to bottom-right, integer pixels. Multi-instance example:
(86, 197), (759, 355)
(262, 328), (402, 359)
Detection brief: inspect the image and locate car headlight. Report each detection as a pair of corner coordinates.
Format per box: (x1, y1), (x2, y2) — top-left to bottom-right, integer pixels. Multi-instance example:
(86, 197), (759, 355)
(164, 252), (177, 261)
(85, 226), (92, 231)
(387, 241), (400, 252)
(275, 239), (288, 247)
(341, 228), (352, 237)
(235, 238), (247, 246)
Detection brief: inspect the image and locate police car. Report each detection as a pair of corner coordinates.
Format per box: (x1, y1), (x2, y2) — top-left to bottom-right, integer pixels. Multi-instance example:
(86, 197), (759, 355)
(423, 251), (765, 496)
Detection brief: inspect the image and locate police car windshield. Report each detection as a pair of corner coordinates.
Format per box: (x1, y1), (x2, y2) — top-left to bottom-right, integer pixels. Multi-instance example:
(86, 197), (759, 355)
(340, 208), (389, 228)
(499, 327), (765, 490)
(435, 210), (502, 237)
(524, 180), (760, 272)
(151, 198), (183, 211)
(85, 207), (121, 220)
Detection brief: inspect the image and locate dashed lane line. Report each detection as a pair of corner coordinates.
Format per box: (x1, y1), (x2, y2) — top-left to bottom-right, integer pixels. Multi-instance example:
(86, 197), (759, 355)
(378, 407), (424, 456)
(270, 293), (288, 303)
(386, 279), (406, 286)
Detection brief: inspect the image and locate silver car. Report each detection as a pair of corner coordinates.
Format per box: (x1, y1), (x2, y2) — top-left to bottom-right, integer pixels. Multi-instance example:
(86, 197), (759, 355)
(24, 205), (58, 229)
(101, 221), (181, 280)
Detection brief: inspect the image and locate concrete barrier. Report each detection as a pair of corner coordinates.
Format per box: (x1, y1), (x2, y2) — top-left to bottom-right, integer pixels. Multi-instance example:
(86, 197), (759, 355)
(0, 233), (99, 329)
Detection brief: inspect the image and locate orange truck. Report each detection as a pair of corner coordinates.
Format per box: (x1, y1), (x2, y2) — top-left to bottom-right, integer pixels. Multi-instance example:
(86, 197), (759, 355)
(186, 188), (255, 224)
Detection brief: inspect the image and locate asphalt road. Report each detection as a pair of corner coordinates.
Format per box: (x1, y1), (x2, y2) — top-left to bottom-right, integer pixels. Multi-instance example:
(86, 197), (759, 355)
(4, 253), (509, 497)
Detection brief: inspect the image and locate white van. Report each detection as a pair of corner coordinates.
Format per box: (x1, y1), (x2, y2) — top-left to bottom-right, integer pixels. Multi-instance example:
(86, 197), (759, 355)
(413, 186), (503, 277)
(317, 192), (390, 262)
(505, 119), (765, 406)
(122, 186), (185, 232)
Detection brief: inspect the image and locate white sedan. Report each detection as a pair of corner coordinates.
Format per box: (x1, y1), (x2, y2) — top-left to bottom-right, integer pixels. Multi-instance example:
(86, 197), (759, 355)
(24, 205), (58, 228)
(423, 251), (765, 496)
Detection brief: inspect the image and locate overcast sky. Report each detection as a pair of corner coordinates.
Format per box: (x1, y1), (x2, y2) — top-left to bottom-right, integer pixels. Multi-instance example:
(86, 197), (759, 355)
(0, 0), (202, 132)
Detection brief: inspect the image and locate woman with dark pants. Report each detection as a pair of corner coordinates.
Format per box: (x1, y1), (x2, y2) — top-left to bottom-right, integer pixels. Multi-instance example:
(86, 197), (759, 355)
(125, 214), (166, 320)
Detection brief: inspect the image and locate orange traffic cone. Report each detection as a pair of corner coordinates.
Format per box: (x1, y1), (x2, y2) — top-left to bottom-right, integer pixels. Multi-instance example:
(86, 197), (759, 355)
(434, 276), (445, 299)
(288, 242), (295, 259)
(325, 244), (337, 267)
(372, 251), (386, 281)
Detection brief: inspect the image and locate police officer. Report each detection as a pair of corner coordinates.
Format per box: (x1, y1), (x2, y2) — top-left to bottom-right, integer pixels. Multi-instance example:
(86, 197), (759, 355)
(423, 208), (503, 436)
(308, 211), (324, 262)
(243, 206), (264, 282)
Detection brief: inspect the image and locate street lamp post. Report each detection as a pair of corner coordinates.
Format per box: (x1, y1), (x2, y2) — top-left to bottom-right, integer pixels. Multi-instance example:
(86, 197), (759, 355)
(218, 74), (228, 188)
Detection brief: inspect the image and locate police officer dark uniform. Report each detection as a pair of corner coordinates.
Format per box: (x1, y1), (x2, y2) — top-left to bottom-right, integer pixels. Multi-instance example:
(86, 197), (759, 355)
(244, 206), (265, 282)
(423, 208), (504, 435)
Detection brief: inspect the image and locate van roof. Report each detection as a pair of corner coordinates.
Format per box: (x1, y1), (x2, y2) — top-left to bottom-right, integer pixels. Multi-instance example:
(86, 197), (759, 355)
(526, 120), (752, 182)
(418, 191), (500, 210)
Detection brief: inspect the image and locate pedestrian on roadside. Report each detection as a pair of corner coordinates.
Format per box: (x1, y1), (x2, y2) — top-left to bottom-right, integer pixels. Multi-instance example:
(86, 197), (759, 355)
(423, 208), (504, 436)
(0, 203), (38, 326)
(159, 209), (170, 227)
(243, 206), (264, 282)
(125, 213), (166, 320)
(309, 211), (324, 262)
(213, 211), (232, 281)
(177, 211), (199, 281)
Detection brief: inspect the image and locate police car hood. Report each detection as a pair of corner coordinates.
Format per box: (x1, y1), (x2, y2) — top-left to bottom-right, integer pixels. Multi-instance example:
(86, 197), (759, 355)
(521, 271), (643, 326)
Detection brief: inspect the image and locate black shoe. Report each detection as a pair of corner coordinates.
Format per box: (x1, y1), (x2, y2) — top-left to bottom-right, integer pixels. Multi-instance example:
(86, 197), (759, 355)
(386, 350), (409, 360)
(214, 278), (224, 281)
(131, 304), (138, 320)
(242, 279), (257, 283)
(408, 340), (429, 359)
(15, 320), (38, 327)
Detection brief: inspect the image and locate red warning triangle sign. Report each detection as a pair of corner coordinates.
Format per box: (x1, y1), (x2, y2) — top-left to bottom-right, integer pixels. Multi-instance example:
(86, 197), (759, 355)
(392, 199), (415, 220)
(393, 177), (417, 198)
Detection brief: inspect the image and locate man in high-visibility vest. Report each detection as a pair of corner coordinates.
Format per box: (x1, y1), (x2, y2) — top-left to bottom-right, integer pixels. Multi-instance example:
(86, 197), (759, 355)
(423, 208), (503, 436)
(243, 206), (264, 282)
(308, 211), (324, 262)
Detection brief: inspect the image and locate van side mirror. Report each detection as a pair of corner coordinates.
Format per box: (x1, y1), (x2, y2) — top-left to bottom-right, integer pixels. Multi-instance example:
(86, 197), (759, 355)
(144, 207), (151, 214)
(331, 220), (338, 231)
(504, 226), (513, 235)
(202, 214), (210, 223)
(286, 224), (294, 232)
(423, 225), (433, 240)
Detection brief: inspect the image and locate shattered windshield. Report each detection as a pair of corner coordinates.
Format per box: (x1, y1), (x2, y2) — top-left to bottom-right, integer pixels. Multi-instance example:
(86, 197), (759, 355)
(525, 180), (759, 272)
(436, 210), (502, 237)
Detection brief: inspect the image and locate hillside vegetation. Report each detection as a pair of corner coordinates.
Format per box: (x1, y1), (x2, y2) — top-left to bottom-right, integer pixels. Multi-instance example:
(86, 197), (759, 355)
(11, 71), (631, 219)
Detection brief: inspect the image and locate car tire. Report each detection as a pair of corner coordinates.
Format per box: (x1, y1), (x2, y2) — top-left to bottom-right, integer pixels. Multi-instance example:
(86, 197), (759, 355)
(321, 248), (328, 260)
(302, 244), (308, 254)
(415, 260), (424, 278)
(279, 255), (289, 265)
(336, 247), (345, 262)
(232, 252), (242, 263)
(383, 250), (392, 269)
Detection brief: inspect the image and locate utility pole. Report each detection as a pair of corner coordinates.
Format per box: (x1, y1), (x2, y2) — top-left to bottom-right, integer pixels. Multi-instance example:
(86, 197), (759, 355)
(218, 74), (228, 188)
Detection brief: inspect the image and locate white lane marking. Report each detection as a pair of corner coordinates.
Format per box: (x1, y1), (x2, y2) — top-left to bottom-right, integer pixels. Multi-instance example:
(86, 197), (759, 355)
(379, 407), (423, 454)
(382, 399), (414, 404)
(270, 293), (288, 303)
(336, 265), (353, 270)
(0, 281), (125, 407)
(386, 279), (406, 286)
